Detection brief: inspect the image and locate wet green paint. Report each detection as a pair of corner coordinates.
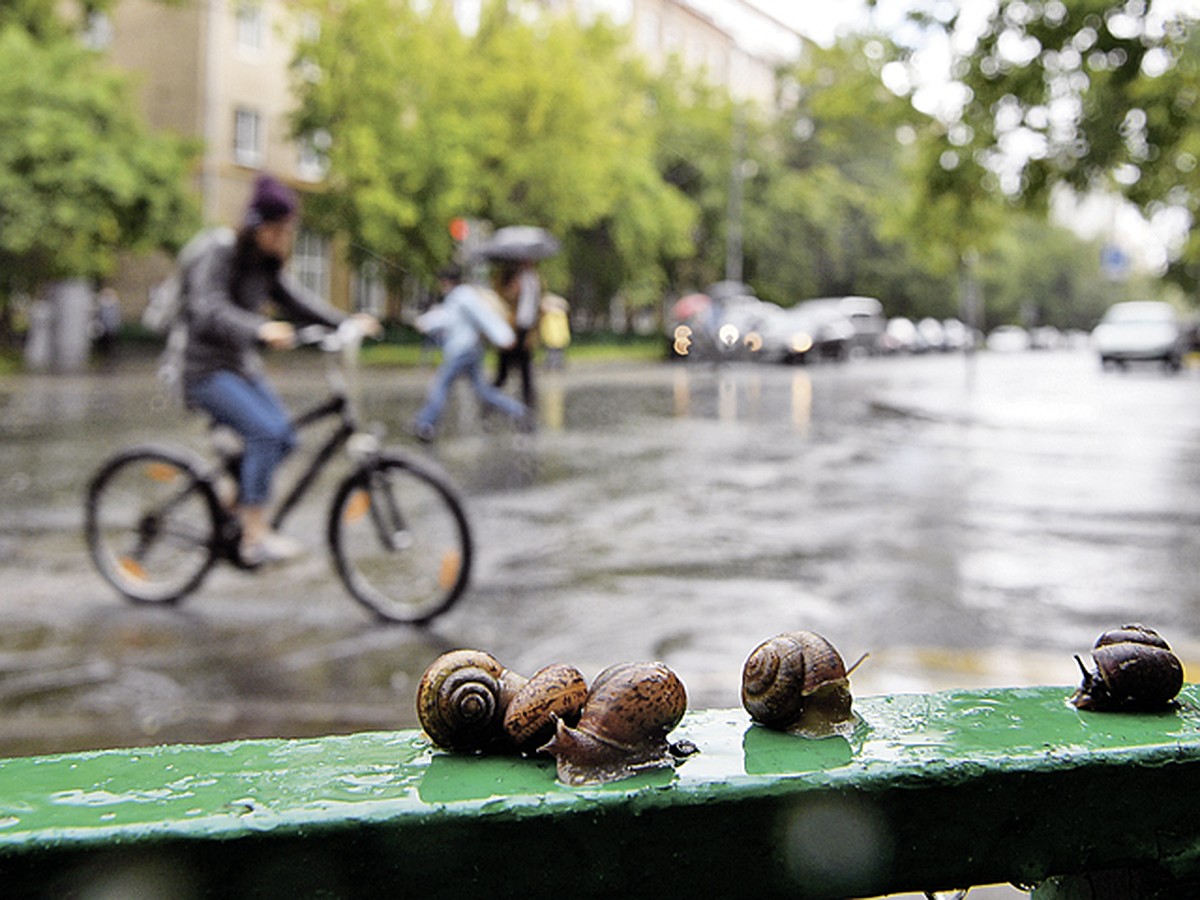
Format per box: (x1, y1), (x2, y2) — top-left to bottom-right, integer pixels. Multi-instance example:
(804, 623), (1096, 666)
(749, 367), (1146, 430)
(2, 685), (1199, 898)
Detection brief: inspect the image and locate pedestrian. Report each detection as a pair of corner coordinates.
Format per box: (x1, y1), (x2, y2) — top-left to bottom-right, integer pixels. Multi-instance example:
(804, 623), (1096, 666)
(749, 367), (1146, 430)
(92, 286), (121, 360)
(492, 259), (540, 407)
(412, 263), (531, 443)
(181, 173), (379, 566)
(539, 293), (570, 370)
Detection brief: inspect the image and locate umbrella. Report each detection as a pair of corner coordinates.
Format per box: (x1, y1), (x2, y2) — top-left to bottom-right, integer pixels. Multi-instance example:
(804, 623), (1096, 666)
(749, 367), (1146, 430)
(671, 293), (712, 321)
(477, 226), (561, 262)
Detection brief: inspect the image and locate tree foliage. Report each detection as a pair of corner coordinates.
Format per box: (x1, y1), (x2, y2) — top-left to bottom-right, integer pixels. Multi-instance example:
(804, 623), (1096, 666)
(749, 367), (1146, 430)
(878, 0), (1200, 291)
(0, 3), (198, 300)
(292, 0), (695, 310)
(748, 38), (964, 316)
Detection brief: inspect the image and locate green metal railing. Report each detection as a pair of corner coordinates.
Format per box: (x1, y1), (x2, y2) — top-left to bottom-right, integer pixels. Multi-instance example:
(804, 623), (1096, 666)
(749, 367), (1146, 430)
(1, 685), (1198, 899)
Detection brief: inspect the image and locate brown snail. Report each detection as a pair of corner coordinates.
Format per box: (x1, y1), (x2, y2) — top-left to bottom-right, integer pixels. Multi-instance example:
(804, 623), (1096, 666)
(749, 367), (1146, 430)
(540, 661), (689, 785)
(502, 663), (588, 754)
(1071, 624), (1184, 712)
(415, 649), (529, 752)
(741, 631), (863, 738)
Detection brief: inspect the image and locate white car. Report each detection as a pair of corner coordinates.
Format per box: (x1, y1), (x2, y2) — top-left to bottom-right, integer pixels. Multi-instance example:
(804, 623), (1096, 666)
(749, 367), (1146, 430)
(1092, 301), (1187, 370)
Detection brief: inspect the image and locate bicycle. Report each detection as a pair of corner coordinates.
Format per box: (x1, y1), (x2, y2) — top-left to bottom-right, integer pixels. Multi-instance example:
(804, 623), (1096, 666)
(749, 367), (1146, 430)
(83, 321), (473, 624)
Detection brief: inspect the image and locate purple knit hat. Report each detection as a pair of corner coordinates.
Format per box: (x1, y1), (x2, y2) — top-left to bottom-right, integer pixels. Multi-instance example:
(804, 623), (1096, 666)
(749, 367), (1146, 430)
(244, 174), (298, 228)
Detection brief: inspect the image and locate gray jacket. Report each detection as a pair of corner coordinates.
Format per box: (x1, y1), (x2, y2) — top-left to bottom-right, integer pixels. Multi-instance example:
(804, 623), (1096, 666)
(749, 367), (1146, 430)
(182, 232), (344, 385)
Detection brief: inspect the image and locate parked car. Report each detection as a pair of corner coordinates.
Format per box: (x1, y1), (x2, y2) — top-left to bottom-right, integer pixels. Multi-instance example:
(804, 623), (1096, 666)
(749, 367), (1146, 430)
(880, 317), (922, 354)
(785, 296), (886, 357)
(986, 325), (1032, 353)
(1092, 301), (1187, 370)
(760, 302), (856, 363)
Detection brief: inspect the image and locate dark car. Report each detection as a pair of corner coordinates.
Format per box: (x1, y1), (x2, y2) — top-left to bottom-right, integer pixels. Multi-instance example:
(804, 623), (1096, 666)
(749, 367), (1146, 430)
(760, 303), (855, 363)
(762, 296), (884, 363)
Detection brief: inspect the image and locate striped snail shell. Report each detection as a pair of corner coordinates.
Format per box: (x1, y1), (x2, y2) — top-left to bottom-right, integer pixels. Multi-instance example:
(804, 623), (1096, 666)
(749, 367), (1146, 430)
(741, 631), (856, 737)
(541, 661), (688, 785)
(416, 649), (528, 752)
(502, 663), (588, 754)
(1071, 624), (1184, 712)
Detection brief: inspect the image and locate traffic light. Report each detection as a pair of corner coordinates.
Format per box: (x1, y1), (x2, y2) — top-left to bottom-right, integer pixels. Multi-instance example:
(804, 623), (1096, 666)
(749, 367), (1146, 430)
(449, 217), (470, 242)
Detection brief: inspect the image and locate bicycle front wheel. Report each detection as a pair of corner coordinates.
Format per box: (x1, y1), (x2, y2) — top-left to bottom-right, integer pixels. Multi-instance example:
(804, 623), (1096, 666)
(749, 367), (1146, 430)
(85, 446), (221, 604)
(329, 454), (472, 624)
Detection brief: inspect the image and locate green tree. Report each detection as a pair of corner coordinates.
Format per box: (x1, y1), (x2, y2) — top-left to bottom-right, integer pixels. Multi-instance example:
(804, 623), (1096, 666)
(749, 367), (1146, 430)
(749, 37), (960, 318)
(877, 0), (1200, 292)
(292, 0), (695, 319)
(0, 3), (198, 345)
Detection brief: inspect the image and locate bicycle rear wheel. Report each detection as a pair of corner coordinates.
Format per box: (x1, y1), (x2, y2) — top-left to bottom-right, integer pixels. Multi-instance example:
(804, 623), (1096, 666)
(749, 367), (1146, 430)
(329, 454), (472, 624)
(85, 446), (221, 604)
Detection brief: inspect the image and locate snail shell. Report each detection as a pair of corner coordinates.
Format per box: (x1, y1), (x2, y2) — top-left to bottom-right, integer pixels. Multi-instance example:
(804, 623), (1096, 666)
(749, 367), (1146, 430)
(416, 649), (528, 752)
(540, 661), (688, 785)
(502, 663), (588, 753)
(1071, 624), (1184, 712)
(741, 631), (855, 737)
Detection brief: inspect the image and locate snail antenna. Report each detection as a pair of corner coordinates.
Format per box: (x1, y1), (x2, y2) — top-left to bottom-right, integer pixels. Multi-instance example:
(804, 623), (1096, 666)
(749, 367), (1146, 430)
(846, 652), (870, 676)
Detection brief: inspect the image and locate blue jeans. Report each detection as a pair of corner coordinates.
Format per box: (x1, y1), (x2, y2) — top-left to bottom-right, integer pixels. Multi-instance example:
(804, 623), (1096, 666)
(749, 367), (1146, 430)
(415, 347), (527, 431)
(185, 371), (296, 506)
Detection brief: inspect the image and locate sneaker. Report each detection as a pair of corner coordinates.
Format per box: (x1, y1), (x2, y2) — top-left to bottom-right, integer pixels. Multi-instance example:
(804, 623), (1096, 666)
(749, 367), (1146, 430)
(240, 531), (305, 568)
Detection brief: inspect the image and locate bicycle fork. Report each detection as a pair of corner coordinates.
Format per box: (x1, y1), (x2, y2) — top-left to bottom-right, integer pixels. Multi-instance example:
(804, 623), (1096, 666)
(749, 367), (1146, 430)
(362, 464), (413, 553)
(342, 432), (413, 554)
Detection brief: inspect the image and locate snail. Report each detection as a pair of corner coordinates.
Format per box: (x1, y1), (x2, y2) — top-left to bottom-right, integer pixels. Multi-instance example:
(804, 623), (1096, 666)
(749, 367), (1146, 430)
(540, 661), (689, 785)
(502, 663), (589, 754)
(741, 631), (864, 738)
(415, 649), (529, 752)
(1071, 624), (1184, 712)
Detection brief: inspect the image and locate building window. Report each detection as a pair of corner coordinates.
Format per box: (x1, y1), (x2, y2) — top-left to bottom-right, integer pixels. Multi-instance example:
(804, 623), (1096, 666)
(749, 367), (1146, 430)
(353, 260), (387, 318)
(82, 12), (114, 50)
(234, 108), (264, 168)
(297, 130), (331, 183)
(636, 10), (661, 52)
(236, 3), (265, 54)
(299, 12), (321, 43)
(293, 230), (330, 302)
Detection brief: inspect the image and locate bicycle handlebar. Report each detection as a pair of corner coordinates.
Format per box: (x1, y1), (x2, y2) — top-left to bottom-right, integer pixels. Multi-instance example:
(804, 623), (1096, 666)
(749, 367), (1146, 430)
(295, 318), (370, 354)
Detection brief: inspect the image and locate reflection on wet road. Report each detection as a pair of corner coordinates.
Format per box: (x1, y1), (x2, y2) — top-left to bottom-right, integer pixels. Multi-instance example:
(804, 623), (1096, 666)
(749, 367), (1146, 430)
(3, 349), (1200, 758)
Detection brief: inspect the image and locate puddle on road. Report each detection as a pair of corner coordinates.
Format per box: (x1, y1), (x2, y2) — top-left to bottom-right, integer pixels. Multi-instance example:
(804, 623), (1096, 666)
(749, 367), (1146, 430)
(4, 354), (1200, 757)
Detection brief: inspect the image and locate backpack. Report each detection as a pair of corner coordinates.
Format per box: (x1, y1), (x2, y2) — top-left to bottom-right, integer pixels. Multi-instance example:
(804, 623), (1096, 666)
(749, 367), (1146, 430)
(142, 227), (235, 392)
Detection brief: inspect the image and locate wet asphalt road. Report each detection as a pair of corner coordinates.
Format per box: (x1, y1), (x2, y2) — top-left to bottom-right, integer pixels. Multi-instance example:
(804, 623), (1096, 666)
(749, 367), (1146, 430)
(3, 346), (1200, 760)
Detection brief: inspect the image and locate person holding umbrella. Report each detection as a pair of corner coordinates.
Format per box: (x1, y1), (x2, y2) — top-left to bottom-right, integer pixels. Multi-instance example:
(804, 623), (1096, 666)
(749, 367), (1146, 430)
(491, 258), (541, 408)
(477, 226), (561, 411)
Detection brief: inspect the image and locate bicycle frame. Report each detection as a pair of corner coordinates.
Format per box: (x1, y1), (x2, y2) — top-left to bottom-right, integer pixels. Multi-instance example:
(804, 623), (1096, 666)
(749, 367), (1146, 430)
(265, 390), (362, 532)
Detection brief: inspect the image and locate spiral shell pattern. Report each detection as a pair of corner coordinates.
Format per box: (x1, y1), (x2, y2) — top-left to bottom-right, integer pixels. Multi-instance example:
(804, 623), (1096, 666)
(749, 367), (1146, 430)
(416, 649), (510, 752)
(741, 631), (849, 731)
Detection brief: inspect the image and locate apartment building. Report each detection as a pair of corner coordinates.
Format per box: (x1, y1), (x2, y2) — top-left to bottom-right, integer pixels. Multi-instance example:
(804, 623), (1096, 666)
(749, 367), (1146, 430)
(98, 0), (789, 317)
(575, 0), (783, 107)
(99, 0), (384, 317)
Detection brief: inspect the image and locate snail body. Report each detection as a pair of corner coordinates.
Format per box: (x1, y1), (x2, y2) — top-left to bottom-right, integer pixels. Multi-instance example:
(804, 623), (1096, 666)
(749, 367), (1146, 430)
(1071, 624), (1184, 712)
(502, 663), (588, 753)
(541, 661), (688, 785)
(741, 631), (857, 737)
(416, 649), (528, 752)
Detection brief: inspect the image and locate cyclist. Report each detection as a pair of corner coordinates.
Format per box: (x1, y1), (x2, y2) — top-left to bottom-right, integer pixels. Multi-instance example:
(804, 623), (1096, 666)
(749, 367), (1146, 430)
(181, 173), (378, 566)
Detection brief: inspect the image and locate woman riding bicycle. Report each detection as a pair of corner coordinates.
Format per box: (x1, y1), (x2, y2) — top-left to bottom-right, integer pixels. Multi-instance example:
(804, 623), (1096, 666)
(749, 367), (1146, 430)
(182, 173), (377, 566)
